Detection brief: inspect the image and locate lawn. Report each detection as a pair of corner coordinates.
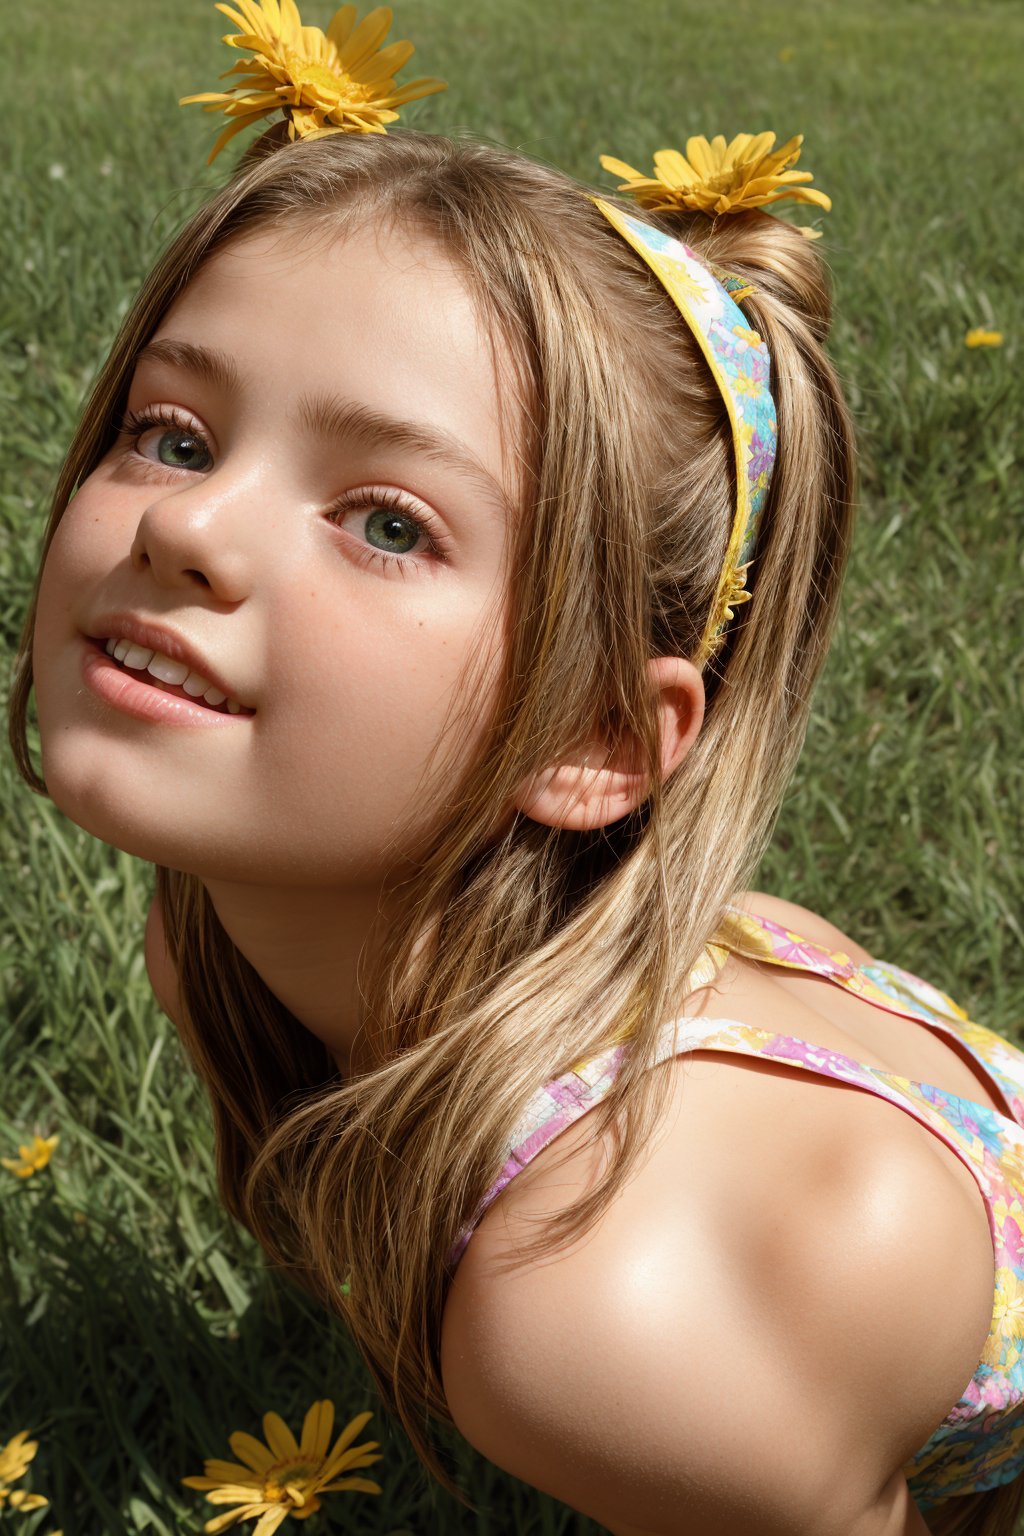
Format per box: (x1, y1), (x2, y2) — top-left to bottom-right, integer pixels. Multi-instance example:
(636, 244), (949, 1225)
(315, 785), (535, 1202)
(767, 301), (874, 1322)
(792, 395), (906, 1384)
(2, 0), (1021, 1531)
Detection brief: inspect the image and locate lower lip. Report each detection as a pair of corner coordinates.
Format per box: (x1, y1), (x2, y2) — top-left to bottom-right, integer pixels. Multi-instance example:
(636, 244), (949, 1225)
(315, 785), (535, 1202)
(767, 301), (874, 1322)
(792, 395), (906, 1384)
(80, 642), (253, 728)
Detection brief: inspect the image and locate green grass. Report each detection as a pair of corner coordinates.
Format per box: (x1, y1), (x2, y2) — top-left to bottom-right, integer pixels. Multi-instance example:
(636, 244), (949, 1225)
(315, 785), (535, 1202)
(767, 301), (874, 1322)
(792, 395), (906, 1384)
(2, 0), (1022, 1530)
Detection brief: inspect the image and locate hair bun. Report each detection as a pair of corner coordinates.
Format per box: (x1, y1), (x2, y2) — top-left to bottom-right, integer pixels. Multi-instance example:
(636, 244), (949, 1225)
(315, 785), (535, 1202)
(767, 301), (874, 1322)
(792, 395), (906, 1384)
(598, 133), (833, 341)
(662, 206), (835, 344)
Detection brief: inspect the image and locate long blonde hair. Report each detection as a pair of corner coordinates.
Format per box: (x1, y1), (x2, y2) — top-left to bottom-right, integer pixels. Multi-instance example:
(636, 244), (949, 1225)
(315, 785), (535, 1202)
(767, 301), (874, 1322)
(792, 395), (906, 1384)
(10, 130), (864, 1494)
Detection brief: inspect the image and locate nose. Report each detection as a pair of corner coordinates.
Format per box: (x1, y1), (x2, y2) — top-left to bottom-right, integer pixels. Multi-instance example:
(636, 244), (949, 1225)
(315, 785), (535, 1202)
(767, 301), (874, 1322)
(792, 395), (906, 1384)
(130, 477), (258, 604)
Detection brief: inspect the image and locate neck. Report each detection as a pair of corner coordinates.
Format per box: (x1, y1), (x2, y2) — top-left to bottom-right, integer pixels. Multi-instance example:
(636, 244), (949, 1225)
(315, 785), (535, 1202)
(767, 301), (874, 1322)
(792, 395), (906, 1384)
(202, 876), (387, 1074)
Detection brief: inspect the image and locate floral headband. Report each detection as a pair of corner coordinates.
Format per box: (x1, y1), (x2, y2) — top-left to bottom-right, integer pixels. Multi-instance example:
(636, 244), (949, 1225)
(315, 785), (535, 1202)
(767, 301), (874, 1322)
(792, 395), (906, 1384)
(180, 0), (832, 667)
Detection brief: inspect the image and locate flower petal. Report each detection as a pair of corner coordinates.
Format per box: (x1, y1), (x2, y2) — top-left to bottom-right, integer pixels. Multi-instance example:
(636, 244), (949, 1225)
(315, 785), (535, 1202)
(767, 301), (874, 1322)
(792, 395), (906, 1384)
(324, 1411), (374, 1467)
(193, 1460), (263, 1486)
(279, 0), (304, 38)
(202, 1486), (276, 1505)
(299, 1400), (334, 1460)
(321, 1450), (381, 1478)
(760, 185), (832, 209)
(214, 3), (252, 30)
(320, 1441), (379, 1483)
(261, 1411), (300, 1461)
(204, 106), (276, 162)
(652, 148), (698, 190)
(7, 1491), (49, 1511)
(336, 6), (393, 70)
(683, 135), (716, 177)
(757, 132), (803, 176)
(599, 154), (643, 182)
(356, 38), (413, 82)
(203, 1505), (268, 1535)
(729, 130), (776, 168)
(219, 32), (277, 55)
(326, 4), (357, 50)
(323, 1475), (382, 1495)
(0, 1432), (37, 1479)
(252, 1508), (291, 1536)
(377, 76), (446, 106)
(228, 1431), (276, 1474)
(257, 0), (282, 34)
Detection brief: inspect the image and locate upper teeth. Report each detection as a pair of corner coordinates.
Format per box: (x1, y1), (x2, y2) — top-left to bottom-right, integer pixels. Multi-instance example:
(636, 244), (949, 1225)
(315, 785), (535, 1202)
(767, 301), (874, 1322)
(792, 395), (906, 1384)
(105, 638), (242, 712)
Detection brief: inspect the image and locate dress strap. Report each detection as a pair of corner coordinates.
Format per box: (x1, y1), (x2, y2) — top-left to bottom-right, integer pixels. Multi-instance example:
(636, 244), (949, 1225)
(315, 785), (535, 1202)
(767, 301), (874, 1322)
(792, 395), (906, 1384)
(714, 905), (972, 1027)
(715, 905), (860, 980)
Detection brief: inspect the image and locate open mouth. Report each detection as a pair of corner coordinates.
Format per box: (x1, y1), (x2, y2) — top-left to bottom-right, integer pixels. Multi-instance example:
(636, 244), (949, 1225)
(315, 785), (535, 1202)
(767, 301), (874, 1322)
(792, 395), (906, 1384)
(87, 637), (254, 717)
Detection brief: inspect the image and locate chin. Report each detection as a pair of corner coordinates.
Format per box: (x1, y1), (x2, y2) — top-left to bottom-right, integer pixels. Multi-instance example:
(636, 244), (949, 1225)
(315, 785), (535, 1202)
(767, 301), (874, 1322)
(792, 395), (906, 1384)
(39, 744), (198, 874)
(43, 762), (179, 867)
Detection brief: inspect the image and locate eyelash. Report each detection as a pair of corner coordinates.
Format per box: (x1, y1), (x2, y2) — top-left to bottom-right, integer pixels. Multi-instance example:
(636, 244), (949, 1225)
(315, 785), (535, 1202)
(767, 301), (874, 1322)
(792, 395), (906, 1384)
(116, 404), (452, 576)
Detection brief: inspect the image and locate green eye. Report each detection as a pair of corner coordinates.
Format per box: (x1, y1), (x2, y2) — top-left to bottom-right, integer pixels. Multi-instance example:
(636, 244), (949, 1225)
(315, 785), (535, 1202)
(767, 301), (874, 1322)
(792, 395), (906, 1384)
(155, 430), (212, 471)
(365, 507), (420, 554)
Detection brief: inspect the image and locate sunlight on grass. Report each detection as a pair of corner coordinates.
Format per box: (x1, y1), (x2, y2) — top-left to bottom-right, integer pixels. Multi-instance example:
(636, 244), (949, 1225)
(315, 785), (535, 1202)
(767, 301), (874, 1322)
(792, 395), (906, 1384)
(2, 0), (1021, 1530)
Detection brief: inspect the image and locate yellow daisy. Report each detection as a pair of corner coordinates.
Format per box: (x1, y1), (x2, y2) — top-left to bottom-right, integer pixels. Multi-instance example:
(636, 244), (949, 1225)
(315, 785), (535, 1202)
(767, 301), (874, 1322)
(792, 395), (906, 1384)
(965, 328), (1004, 348)
(180, 0), (447, 163)
(182, 1401), (382, 1533)
(600, 132), (831, 237)
(1, 1134), (59, 1179)
(0, 1431), (49, 1513)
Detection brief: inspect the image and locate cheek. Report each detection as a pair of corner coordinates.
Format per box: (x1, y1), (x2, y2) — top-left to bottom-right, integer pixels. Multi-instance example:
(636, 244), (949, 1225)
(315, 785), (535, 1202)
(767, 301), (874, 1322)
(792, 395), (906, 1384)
(261, 591), (506, 826)
(35, 518), (86, 676)
(37, 491), (122, 622)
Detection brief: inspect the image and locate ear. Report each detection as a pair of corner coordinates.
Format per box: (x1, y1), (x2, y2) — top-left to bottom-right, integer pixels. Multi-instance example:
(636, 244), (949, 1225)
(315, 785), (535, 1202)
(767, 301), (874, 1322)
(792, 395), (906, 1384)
(511, 657), (705, 831)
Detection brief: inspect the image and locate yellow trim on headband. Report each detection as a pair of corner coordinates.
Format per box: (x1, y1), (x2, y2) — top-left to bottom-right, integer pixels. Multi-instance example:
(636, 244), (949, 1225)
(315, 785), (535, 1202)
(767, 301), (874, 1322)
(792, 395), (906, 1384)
(592, 197), (777, 666)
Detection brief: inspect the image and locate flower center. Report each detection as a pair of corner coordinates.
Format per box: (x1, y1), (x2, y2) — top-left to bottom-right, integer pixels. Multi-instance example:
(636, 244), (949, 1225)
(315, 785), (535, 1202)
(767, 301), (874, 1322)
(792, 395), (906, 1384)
(263, 1458), (319, 1504)
(288, 55), (371, 106)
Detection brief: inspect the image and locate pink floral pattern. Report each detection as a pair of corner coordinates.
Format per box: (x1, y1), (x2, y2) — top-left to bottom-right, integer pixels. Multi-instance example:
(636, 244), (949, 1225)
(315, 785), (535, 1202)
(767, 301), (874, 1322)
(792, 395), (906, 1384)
(450, 907), (1024, 1506)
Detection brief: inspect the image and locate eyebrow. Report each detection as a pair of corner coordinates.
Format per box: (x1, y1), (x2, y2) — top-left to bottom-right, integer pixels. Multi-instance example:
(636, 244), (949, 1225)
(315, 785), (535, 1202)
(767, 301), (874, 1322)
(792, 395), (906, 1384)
(134, 337), (509, 516)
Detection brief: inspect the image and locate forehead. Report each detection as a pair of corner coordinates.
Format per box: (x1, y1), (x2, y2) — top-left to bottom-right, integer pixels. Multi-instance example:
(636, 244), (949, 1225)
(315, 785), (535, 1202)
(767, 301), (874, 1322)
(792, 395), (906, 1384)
(150, 218), (522, 502)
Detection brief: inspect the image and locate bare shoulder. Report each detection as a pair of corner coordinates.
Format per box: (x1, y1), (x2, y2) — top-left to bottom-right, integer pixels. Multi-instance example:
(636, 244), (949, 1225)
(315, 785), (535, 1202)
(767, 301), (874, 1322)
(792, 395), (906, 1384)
(144, 891), (181, 1023)
(441, 1074), (992, 1535)
(733, 888), (875, 967)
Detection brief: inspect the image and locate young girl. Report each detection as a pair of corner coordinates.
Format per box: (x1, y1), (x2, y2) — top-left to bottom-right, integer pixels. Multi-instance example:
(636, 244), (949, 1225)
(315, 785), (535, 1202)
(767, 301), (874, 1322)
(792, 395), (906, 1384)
(9, 7), (1024, 1534)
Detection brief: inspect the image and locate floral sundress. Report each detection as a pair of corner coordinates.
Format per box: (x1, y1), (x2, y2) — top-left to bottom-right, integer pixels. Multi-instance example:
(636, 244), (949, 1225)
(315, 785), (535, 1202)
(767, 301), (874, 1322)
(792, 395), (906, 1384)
(450, 906), (1024, 1509)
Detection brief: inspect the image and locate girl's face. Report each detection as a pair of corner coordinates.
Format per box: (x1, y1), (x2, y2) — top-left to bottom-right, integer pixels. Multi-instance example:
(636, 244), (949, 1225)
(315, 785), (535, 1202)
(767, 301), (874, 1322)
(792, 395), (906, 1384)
(33, 219), (518, 885)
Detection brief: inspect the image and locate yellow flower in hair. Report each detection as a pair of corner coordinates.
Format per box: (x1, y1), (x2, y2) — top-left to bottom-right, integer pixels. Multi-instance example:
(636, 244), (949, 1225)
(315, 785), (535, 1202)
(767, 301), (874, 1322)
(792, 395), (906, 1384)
(180, 0), (447, 164)
(600, 132), (831, 236)
(181, 1400), (382, 1532)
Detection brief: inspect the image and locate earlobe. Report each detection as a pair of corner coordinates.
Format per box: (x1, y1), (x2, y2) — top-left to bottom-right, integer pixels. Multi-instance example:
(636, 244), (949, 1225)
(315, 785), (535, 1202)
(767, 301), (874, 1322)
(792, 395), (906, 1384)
(511, 757), (641, 831)
(512, 657), (705, 832)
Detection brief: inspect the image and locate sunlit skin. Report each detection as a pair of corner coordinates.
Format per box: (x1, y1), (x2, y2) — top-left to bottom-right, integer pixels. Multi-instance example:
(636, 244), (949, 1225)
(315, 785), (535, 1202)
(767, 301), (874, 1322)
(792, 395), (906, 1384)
(32, 219), (703, 1068)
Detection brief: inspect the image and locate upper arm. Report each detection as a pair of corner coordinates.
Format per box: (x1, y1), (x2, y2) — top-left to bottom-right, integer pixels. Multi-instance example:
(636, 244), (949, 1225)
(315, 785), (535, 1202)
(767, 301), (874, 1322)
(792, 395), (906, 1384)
(734, 889), (876, 968)
(145, 892), (181, 1024)
(441, 1120), (991, 1535)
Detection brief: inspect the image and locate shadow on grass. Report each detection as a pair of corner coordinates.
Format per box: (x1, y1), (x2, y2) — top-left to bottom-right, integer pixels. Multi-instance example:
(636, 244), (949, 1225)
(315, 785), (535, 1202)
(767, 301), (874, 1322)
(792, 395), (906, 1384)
(0, 1192), (608, 1535)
